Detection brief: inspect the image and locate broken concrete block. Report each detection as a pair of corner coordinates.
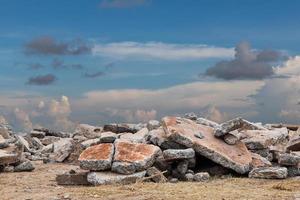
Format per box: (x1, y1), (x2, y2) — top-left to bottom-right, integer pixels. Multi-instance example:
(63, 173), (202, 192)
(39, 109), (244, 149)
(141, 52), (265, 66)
(287, 165), (300, 177)
(120, 128), (148, 143)
(286, 136), (300, 151)
(100, 131), (117, 143)
(0, 135), (9, 149)
(184, 173), (194, 181)
(278, 153), (300, 166)
(79, 143), (114, 171)
(112, 141), (161, 174)
(184, 112), (198, 121)
(16, 135), (31, 152)
(103, 124), (135, 133)
(196, 118), (219, 128)
(146, 128), (185, 149)
(80, 138), (101, 149)
(74, 124), (102, 139)
(176, 160), (189, 175)
(249, 167), (287, 179)
(163, 148), (195, 161)
(30, 130), (46, 138)
(40, 136), (60, 146)
(40, 144), (53, 154)
(214, 118), (267, 137)
(193, 172), (210, 182)
(87, 171), (146, 185)
(224, 133), (239, 145)
(147, 120), (160, 131)
(250, 153), (272, 169)
(162, 117), (252, 174)
(0, 150), (20, 165)
(146, 166), (167, 183)
(241, 128), (289, 150)
(51, 138), (74, 162)
(56, 170), (90, 185)
(14, 160), (35, 172)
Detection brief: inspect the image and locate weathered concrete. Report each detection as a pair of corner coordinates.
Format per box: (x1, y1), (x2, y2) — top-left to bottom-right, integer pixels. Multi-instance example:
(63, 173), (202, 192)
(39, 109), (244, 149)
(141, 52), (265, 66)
(79, 143), (114, 171)
(162, 117), (252, 174)
(51, 138), (74, 162)
(249, 167), (288, 179)
(100, 132), (117, 143)
(163, 148), (195, 161)
(87, 171), (146, 185)
(112, 141), (161, 174)
(56, 170), (90, 185)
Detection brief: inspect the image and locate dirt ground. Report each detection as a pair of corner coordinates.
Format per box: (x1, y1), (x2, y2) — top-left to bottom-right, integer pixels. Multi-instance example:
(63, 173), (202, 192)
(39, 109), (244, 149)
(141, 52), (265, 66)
(0, 161), (299, 200)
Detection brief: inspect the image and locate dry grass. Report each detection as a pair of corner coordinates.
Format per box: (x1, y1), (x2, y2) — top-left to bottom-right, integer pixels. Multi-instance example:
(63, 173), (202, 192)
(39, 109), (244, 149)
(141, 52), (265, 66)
(0, 162), (299, 200)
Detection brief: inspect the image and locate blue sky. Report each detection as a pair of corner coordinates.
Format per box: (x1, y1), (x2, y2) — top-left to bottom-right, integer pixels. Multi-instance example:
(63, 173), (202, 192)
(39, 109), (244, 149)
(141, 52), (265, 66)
(1, 0), (300, 131)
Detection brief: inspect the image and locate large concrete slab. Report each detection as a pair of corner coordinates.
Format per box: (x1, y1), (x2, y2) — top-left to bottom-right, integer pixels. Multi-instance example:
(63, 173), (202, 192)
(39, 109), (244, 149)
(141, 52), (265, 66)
(162, 116), (252, 174)
(79, 143), (114, 171)
(112, 140), (161, 174)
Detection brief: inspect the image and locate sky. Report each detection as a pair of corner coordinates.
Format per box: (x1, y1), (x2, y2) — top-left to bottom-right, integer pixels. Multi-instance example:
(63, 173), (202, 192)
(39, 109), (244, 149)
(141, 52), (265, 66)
(1, 0), (300, 132)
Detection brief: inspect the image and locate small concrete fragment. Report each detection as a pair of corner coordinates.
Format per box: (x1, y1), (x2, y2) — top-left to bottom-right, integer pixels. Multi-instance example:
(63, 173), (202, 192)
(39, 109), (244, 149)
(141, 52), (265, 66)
(278, 153), (300, 166)
(250, 153), (272, 169)
(16, 136), (31, 152)
(184, 173), (194, 181)
(163, 148), (195, 161)
(193, 172), (210, 182)
(74, 124), (102, 139)
(242, 128), (288, 150)
(79, 143), (114, 171)
(30, 130), (46, 138)
(147, 120), (160, 131)
(146, 166), (167, 183)
(184, 113), (198, 121)
(286, 136), (300, 151)
(87, 171), (146, 185)
(249, 167), (288, 179)
(112, 141), (161, 174)
(214, 118), (267, 137)
(103, 124), (135, 133)
(14, 160), (35, 172)
(40, 136), (60, 146)
(119, 128), (148, 143)
(80, 138), (101, 149)
(100, 131), (117, 143)
(51, 138), (74, 162)
(0, 150), (20, 165)
(196, 118), (219, 128)
(56, 170), (90, 185)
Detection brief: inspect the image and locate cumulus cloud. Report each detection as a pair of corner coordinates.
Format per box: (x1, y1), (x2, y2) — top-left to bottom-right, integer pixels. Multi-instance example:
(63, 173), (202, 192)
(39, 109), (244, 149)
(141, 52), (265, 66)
(0, 95), (75, 132)
(100, 0), (149, 8)
(71, 80), (264, 124)
(106, 108), (157, 122)
(201, 105), (229, 123)
(92, 42), (234, 60)
(24, 36), (92, 56)
(205, 42), (285, 80)
(27, 74), (57, 85)
(13, 108), (33, 132)
(0, 115), (7, 124)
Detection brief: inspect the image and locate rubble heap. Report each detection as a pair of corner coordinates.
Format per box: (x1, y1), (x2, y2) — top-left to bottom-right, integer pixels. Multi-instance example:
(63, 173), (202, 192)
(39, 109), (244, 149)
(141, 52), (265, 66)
(58, 114), (300, 185)
(1, 113), (299, 185)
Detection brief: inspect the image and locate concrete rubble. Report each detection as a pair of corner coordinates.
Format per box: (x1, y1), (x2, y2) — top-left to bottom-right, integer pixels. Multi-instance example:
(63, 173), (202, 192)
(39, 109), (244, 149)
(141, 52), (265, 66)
(0, 113), (299, 185)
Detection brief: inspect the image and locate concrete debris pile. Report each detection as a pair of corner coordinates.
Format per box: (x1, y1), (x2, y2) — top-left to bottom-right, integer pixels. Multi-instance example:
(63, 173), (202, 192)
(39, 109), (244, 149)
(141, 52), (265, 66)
(0, 121), (35, 172)
(1, 112), (300, 185)
(54, 113), (300, 185)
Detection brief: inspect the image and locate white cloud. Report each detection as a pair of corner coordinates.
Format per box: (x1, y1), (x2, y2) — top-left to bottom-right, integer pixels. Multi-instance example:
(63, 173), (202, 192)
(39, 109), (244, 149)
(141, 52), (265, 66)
(72, 80), (264, 124)
(92, 42), (234, 60)
(13, 108), (33, 132)
(275, 55), (300, 76)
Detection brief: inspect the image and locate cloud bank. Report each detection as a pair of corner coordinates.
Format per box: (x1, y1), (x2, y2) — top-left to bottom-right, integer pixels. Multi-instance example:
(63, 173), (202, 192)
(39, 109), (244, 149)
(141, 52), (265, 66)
(93, 42), (234, 60)
(205, 42), (285, 80)
(24, 36), (92, 56)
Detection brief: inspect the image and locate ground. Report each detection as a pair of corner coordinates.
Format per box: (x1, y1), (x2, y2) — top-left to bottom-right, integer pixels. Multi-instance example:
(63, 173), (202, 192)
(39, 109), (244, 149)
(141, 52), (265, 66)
(0, 161), (299, 200)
